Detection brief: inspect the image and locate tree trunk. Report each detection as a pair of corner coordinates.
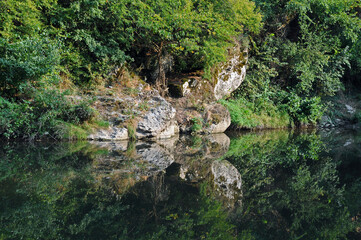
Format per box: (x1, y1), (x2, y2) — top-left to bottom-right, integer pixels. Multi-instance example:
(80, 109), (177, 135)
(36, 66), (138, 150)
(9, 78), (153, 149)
(156, 43), (167, 97)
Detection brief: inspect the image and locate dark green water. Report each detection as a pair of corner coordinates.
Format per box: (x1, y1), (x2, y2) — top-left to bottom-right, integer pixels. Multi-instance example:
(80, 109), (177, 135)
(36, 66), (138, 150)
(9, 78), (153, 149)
(0, 130), (360, 240)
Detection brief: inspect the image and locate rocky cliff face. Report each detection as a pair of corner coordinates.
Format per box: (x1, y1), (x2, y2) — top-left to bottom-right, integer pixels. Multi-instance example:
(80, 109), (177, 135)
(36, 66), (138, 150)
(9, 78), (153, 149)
(88, 43), (248, 140)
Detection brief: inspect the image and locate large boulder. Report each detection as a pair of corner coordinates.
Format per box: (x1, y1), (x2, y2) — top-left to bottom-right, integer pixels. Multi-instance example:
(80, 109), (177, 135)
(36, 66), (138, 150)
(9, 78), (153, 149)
(168, 46), (248, 100)
(213, 48), (248, 100)
(136, 96), (179, 139)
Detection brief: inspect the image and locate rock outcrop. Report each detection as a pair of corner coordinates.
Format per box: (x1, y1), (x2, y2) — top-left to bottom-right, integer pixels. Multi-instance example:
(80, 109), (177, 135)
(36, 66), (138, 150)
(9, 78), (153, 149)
(87, 44), (247, 140)
(168, 46), (248, 100)
(172, 102), (231, 134)
(88, 87), (179, 140)
(213, 48), (248, 100)
(136, 96), (179, 139)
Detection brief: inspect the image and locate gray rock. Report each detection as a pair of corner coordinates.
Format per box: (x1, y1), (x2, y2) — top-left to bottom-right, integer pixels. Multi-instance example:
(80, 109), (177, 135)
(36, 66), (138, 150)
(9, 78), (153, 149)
(136, 96), (177, 139)
(346, 104), (356, 114)
(204, 104), (231, 133)
(214, 48), (248, 100)
(88, 127), (128, 141)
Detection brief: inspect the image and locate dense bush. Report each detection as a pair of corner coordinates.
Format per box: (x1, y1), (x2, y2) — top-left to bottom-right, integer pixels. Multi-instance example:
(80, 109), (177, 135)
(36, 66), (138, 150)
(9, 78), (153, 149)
(247, 0), (361, 96)
(275, 91), (324, 126)
(0, 91), (93, 140)
(228, 0), (361, 128)
(0, 37), (60, 96)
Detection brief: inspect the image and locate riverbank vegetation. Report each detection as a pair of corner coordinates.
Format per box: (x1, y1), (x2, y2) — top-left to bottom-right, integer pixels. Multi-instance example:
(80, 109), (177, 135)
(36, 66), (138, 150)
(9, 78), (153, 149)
(0, 0), (261, 139)
(1, 0), (361, 139)
(222, 0), (361, 129)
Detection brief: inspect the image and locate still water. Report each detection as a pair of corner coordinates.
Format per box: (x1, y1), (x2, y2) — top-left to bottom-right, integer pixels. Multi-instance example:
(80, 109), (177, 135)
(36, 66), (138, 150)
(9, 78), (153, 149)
(0, 129), (360, 239)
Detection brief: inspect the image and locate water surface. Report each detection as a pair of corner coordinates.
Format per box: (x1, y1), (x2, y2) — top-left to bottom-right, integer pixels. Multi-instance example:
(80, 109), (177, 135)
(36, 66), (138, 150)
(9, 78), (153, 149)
(0, 130), (360, 239)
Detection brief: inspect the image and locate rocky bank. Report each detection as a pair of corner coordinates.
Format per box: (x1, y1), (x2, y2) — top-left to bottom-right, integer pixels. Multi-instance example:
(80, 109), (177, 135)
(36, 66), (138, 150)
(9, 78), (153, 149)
(87, 45), (248, 141)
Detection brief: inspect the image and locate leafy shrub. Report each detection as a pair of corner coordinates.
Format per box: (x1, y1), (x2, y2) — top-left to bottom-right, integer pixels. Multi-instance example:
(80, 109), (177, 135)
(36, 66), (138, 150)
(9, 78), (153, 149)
(275, 91), (325, 126)
(0, 97), (32, 139)
(354, 111), (361, 123)
(0, 90), (94, 140)
(191, 117), (203, 133)
(0, 37), (60, 96)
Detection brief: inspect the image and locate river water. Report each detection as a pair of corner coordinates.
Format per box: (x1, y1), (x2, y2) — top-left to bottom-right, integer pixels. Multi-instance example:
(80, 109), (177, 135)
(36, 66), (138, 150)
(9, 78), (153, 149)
(0, 129), (360, 239)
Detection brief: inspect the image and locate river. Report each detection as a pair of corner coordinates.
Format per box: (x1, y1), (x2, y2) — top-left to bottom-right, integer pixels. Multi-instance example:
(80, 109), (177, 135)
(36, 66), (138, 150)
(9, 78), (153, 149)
(1, 129), (360, 239)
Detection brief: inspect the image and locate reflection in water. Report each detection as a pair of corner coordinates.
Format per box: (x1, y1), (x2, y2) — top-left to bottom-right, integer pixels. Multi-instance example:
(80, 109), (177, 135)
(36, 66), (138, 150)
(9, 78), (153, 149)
(0, 130), (361, 239)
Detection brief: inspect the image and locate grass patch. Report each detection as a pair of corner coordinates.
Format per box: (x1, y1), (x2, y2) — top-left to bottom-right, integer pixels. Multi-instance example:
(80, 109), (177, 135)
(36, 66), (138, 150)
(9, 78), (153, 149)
(55, 122), (88, 140)
(219, 98), (290, 129)
(92, 119), (110, 128)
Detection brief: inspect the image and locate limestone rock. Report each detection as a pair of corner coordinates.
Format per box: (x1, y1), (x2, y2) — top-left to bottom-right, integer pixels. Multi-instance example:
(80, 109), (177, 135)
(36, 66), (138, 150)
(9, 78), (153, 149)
(204, 104), (231, 133)
(88, 127), (128, 141)
(136, 96), (178, 139)
(168, 47), (248, 100)
(214, 48), (248, 100)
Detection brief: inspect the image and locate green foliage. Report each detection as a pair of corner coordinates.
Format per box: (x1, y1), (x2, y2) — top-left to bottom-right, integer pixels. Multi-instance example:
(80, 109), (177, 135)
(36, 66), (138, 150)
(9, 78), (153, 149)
(191, 117), (203, 133)
(0, 0), (260, 86)
(355, 111), (361, 123)
(0, 37), (60, 96)
(275, 91), (325, 125)
(111, 0), (262, 83)
(220, 97), (290, 129)
(237, 0), (361, 121)
(0, 90), (94, 139)
(0, 0), (44, 39)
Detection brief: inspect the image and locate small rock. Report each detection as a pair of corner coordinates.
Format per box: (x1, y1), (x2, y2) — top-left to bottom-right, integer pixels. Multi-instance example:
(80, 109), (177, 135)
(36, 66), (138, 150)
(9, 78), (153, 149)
(204, 104), (231, 133)
(346, 104), (356, 114)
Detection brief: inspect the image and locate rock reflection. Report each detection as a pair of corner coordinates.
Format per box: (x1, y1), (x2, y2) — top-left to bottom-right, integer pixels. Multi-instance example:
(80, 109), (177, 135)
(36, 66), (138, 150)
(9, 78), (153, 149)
(88, 133), (242, 208)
